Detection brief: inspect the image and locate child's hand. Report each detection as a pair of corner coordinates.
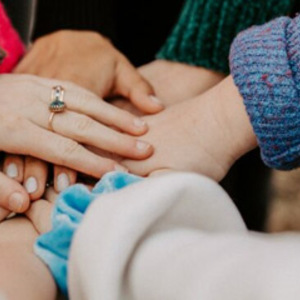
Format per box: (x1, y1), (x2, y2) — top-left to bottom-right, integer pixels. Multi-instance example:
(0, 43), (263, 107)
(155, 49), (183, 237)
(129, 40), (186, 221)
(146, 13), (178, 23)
(123, 76), (257, 182)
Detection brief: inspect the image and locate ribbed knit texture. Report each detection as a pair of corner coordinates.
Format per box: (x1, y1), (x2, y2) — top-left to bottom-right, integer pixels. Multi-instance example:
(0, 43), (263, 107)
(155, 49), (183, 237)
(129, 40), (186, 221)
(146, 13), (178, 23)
(230, 15), (300, 170)
(157, 0), (295, 74)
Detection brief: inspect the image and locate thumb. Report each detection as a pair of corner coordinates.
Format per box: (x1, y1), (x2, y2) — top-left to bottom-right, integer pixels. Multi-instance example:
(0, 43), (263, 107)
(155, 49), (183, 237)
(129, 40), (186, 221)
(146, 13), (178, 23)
(0, 172), (30, 219)
(115, 61), (164, 114)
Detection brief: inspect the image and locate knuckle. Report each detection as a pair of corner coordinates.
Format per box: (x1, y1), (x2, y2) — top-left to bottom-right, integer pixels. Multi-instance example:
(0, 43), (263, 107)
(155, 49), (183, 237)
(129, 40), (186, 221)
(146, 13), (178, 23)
(58, 139), (80, 164)
(2, 114), (24, 131)
(75, 116), (93, 133)
(74, 92), (90, 107)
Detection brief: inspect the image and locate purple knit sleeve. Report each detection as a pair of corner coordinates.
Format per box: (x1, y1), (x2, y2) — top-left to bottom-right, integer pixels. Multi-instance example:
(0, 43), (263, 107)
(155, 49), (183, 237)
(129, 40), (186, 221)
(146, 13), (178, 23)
(230, 15), (300, 170)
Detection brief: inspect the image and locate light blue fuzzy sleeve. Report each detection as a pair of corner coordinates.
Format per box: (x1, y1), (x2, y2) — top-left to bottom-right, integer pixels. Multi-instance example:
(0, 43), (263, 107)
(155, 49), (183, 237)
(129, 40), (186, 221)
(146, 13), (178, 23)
(34, 172), (142, 295)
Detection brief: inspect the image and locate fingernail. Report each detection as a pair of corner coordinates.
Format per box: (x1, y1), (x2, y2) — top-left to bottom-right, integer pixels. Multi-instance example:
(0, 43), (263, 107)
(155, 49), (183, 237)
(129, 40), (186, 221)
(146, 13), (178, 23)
(114, 165), (128, 173)
(8, 192), (26, 212)
(136, 140), (151, 152)
(57, 173), (70, 192)
(25, 177), (38, 194)
(134, 118), (146, 128)
(149, 95), (163, 106)
(5, 163), (18, 178)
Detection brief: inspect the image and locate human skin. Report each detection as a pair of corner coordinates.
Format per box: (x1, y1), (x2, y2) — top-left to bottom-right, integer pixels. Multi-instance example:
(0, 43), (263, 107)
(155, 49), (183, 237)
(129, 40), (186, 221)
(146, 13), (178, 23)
(123, 76), (258, 181)
(0, 217), (56, 300)
(1, 60), (224, 219)
(0, 74), (156, 219)
(4, 30), (164, 208)
(139, 60), (225, 106)
(78, 76), (257, 182)
(2, 31), (225, 220)
(112, 60), (225, 116)
(0, 187), (61, 299)
(11, 30), (223, 199)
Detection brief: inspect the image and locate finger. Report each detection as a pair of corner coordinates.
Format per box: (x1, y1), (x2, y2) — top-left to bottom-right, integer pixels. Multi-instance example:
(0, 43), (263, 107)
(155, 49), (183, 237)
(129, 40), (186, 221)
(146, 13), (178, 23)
(25, 200), (53, 234)
(5, 118), (126, 178)
(51, 111), (153, 159)
(122, 157), (157, 177)
(65, 90), (148, 136)
(54, 165), (77, 193)
(29, 101), (153, 159)
(23, 157), (48, 200)
(3, 154), (24, 183)
(44, 187), (59, 204)
(115, 61), (164, 114)
(36, 79), (148, 136)
(0, 172), (30, 214)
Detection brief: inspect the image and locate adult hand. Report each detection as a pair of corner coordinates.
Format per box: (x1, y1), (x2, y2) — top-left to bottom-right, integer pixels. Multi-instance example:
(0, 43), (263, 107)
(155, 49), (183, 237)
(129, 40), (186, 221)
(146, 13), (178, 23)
(122, 77), (257, 182)
(139, 60), (225, 106)
(0, 169), (30, 221)
(15, 30), (164, 114)
(111, 60), (226, 116)
(0, 74), (154, 200)
(25, 187), (57, 234)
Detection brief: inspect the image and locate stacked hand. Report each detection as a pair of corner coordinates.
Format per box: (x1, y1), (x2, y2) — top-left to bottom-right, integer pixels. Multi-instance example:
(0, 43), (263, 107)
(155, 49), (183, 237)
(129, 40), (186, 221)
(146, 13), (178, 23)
(1, 30), (255, 222)
(122, 77), (257, 181)
(0, 74), (156, 219)
(0, 30), (166, 220)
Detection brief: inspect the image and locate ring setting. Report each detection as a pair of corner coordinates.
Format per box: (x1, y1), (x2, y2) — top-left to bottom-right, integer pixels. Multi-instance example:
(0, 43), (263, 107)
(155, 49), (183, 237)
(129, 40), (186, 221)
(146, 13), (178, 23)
(48, 86), (66, 131)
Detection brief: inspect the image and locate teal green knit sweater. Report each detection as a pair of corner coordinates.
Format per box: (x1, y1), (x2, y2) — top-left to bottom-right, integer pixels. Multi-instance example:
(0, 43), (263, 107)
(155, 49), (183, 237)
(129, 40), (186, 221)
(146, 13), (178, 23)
(157, 0), (296, 74)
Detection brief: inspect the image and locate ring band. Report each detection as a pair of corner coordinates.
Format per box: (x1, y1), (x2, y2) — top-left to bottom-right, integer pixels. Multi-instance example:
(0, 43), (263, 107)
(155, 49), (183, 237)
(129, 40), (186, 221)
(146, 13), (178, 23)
(48, 86), (66, 131)
(48, 112), (56, 131)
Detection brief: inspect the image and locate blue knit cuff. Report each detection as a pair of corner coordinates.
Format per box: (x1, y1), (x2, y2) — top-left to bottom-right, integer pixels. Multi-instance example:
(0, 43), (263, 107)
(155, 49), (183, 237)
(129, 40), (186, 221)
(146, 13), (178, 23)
(230, 15), (300, 170)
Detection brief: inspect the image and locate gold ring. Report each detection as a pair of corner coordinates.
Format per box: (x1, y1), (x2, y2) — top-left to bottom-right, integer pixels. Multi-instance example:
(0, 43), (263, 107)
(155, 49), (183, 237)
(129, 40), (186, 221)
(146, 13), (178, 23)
(48, 86), (66, 131)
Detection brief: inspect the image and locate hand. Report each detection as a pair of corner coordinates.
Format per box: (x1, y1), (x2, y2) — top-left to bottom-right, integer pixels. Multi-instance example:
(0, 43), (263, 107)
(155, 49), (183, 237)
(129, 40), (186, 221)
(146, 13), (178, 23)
(15, 30), (164, 114)
(3, 154), (78, 200)
(25, 187), (57, 234)
(0, 167), (30, 221)
(111, 60), (226, 117)
(123, 76), (257, 182)
(139, 60), (225, 107)
(0, 75), (154, 201)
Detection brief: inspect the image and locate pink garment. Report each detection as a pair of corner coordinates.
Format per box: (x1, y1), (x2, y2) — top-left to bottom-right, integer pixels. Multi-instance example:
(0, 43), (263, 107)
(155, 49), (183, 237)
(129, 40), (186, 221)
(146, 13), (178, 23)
(0, 2), (24, 73)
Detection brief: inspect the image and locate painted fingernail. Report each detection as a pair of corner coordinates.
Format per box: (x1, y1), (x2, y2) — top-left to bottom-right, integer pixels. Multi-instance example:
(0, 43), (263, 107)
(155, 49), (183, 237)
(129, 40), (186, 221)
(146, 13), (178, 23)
(114, 165), (128, 173)
(136, 140), (151, 152)
(149, 95), (163, 106)
(134, 118), (147, 128)
(57, 173), (70, 192)
(5, 163), (18, 178)
(25, 177), (38, 194)
(8, 192), (26, 212)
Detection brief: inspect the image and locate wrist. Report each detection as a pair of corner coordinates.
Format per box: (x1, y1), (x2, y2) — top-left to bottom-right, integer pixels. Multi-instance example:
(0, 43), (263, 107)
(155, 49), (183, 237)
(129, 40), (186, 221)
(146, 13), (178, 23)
(213, 76), (257, 162)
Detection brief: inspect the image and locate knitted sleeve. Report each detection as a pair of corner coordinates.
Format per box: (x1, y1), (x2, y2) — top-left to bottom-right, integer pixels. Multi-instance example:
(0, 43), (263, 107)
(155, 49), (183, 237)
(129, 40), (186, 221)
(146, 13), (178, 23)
(0, 2), (24, 73)
(156, 0), (295, 74)
(230, 15), (300, 170)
